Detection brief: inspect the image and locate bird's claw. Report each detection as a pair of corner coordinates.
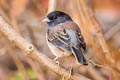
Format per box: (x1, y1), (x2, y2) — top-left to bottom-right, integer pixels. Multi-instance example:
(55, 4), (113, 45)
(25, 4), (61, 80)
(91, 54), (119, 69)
(53, 57), (59, 66)
(54, 60), (60, 66)
(68, 67), (73, 79)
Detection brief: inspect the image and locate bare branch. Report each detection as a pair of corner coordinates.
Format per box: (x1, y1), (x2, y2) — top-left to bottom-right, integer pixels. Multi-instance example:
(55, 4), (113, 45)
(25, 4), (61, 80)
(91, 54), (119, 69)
(48, 0), (56, 13)
(105, 22), (120, 40)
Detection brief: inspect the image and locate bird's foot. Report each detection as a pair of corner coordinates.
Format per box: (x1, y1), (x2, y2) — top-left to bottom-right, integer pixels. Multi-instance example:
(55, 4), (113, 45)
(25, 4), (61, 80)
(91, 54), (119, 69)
(53, 57), (59, 66)
(68, 67), (73, 79)
(54, 60), (60, 66)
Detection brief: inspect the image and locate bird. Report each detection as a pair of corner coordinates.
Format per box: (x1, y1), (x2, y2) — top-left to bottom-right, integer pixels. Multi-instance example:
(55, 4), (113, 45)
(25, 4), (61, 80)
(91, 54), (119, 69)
(43, 11), (88, 65)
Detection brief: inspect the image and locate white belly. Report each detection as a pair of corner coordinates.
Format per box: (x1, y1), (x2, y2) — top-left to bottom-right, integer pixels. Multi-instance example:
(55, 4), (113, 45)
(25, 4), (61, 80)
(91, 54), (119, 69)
(47, 41), (72, 58)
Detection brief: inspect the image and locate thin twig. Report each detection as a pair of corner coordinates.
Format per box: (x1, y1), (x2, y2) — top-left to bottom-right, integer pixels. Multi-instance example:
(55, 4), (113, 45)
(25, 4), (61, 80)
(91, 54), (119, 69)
(79, 0), (112, 60)
(74, 0), (107, 64)
(88, 60), (112, 71)
(87, 65), (106, 80)
(75, 0), (120, 80)
(105, 22), (120, 40)
(47, 0), (56, 13)
(0, 15), (90, 80)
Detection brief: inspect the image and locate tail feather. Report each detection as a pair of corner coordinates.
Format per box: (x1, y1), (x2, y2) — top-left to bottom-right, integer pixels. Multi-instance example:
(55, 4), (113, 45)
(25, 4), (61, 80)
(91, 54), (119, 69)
(71, 47), (88, 65)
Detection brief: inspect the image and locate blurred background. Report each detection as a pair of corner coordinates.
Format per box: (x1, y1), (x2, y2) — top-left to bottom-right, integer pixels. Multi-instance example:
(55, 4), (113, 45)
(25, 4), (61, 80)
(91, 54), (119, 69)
(0, 0), (120, 80)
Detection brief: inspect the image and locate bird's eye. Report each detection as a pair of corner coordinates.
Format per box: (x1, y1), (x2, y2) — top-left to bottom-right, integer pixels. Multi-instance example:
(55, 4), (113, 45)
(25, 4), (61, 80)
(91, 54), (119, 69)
(53, 16), (57, 20)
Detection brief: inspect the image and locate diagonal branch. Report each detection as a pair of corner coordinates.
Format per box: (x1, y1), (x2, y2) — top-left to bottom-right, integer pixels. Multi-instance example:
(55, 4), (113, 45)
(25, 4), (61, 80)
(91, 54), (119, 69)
(0, 15), (90, 80)
(105, 22), (120, 40)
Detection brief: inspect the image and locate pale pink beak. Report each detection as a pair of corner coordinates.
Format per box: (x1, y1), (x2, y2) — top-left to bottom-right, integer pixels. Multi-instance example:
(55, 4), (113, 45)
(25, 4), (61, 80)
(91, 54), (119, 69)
(42, 18), (50, 22)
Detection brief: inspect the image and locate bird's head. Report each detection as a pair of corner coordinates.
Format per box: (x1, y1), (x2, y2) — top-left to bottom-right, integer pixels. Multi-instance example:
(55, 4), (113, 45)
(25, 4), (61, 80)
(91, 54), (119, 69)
(43, 11), (72, 27)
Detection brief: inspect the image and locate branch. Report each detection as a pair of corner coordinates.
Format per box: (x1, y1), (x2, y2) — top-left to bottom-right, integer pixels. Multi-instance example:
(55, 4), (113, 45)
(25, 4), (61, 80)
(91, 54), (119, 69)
(87, 65), (106, 80)
(105, 22), (120, 40)
(79, 0), (110, 54)
(48, 0), (56, 13)
(78, 0), (112, 62)
(75, 0), (120, 79)
(75, 0), (107, 64)
(0, 15), (90, 80)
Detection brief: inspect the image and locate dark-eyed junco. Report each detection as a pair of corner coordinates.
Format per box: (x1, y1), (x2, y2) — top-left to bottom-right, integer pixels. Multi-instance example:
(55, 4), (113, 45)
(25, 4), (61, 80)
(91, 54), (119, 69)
(43, 11), (88, 65)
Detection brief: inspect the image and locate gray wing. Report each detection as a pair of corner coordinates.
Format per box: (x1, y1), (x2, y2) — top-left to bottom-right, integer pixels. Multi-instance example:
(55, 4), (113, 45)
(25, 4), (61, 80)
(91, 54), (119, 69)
(75, 30), (87, 51)
(71, 30), (88, 65)
(47, 28), (71, 51)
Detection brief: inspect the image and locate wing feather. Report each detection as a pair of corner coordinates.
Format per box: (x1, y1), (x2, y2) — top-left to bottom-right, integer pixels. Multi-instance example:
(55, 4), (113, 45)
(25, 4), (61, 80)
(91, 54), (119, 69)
(75, 30), (86, 51)
(47, 28), (71, 51)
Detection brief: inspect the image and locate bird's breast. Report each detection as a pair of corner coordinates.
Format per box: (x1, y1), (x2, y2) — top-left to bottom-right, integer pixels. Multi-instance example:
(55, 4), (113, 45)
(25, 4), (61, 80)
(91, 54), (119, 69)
(47, 40), (72, 57)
